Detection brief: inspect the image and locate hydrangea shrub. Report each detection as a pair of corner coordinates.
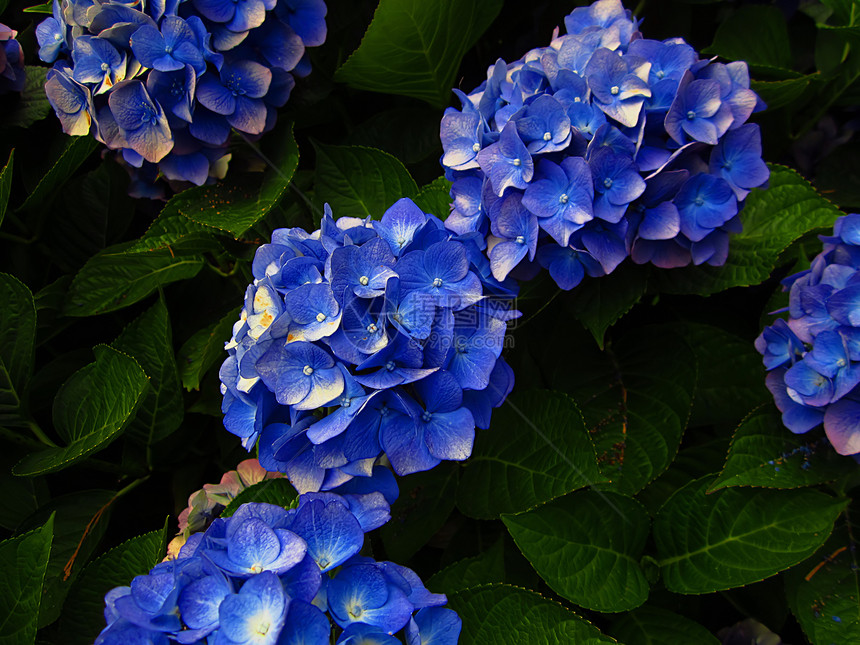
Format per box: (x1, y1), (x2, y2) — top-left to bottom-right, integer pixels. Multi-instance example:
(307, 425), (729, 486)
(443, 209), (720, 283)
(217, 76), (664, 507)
(36, 0), (326, 191)
(439, 0), (769, 289)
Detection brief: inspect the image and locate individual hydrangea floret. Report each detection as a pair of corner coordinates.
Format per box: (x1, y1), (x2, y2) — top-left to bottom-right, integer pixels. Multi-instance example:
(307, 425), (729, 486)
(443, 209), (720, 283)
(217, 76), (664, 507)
(0, 23), (26, 94)
(439, 0), (768, 290)
(220, 198), (517, 493)
(96, 495), (462, 645)
(37, 0), (326, 194)
(757, 213), (860, 459)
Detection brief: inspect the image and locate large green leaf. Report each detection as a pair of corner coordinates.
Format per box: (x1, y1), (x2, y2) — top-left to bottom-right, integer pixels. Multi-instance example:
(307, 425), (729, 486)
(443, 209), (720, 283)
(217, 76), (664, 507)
(703, 5), (792, 70)
(168, 124), (299, 237)
(335, 0), (503, 107)
(16, 136), (99, 214)
(447, 584), (616, 644)
(426, 538), (505, 594)
(112, 298), (183, 445)
(177, 307), (240, 391)
(381, 462), (458, 562)
(654, 476), (847, 594)
(503, 491), (650, 613)
(456, 390), (603, 520)
(551, 325), (696, 496)
(412, 176), (453, 220)
(14, 345), (149, 476)
(0, 274), (36, 426)
(18, 490), (115, 627)
(609, 606), (720, 645)
(784, 522), (860, 645)
(59, 523), (167, 645)
(683, 322), (769, 428)
(128, 203), (226, 253)
(5, 67), (52, 129)
(313, 143), (418, 220)
(63, 242), (204, 317)
(652, 166), (842, 296)
(751, 75), (818, 112)
(0, 515), (53, 645)
(565, 263), (648, 348)
(0, 149), (12, 227)
(220, 479), (299, 517)
(709, 406), (858, 492)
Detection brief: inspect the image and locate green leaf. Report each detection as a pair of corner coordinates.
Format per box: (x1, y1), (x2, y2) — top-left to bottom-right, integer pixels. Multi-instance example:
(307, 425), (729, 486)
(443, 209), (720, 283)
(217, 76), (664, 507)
(566, 263), (648, 348)
(709, 406), (858, 492)
(335, 0), (503, 108)
(112, 298), (183, 445)
(128, 203), (227, 253)
(16, 136), (99, 214)
(820, 0), (859, 25)
(177, 307), (240, 391)
(456, 390), (603, 520)
(313, 143), (417, 221)
(609, 606), (720, 645)
(64, 242), (205, 317)
(22, 1), (52, 12)
(0, 274), (36, 426)
(345, 106), (443, 164)
(0, 515), (53, 645)
(169, 124), (299, 237)
(0, 149), (12, 227)
(503, 491), (650, 613)
(447, 584), (617, 644)
(784, 521), (860, 644)
(426, 538), (505, 594)
(552, 325), (697, 496)
(5, 67), (52, 129)
(0, 452), (47, 531)
(18, 490), (115, 628)
(380, 462), (458, 562)
(413, 176), (453, 220)
(59, 523), (168, 645)
(683, 322), (770, 428)
(704, 5), (792, 69)
(751, 74), (818, 111)
(654, 476), (847, 594)
(652, 165), (842, 296)
(220, 479), (298, 517)
(13, 346), (149, 476)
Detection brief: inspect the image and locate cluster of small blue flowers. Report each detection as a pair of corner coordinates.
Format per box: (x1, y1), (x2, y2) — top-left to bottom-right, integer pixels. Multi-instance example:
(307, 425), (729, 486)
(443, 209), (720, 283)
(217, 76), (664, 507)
(97, 492), (462, 644)
(0, 23), (25, 94)
(756, 213), (860, 459)
(219, 198), (517, 493)
(439, 0), (769, 290)
(36, 0), (325, 192)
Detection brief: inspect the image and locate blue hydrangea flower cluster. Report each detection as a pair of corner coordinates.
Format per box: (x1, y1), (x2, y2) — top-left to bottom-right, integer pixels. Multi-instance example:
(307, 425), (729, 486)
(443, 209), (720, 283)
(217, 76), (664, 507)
(439, 0), (769, 290)
(220, 198), (517, 493)
(0, 23), (25, 94)
(97, 493), (462, 644)
(36, 0), (325, 191)
(756, 213), (860, 459)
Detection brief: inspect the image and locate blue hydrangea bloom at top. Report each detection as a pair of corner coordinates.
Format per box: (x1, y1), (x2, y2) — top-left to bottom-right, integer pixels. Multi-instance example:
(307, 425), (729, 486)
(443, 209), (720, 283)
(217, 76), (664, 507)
(219, 198), (517, 493)
(756, 213), (860, 459)
(0, 23), (25, 94)
(37, 0), (325, 194)
(439, 0), (769, 290)
(96, 493), (462, 644)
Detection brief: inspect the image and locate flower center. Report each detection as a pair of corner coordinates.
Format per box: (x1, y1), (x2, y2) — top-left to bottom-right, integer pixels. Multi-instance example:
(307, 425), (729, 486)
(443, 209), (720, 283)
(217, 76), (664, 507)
(472, 142), (481, 152)
(100, 62), (109, 72)
(656, 70), (665, 79)
(385, 361), (396, 372)
(694, 197), (704, 207)
(603, 177), (613, 189)
(359, 275), (369, 286)
(366, 323), (378, 333)
(515, 235), (525, 244)
(686, 110), (696, 120)
(432, 277), (443, 287)
(512, 158), (521, 167)
(559, 193), (569, 204)
(421, 410), (433, 422)
(316, 312), (326, 322)
(543, 132), (552, 141)
(303, 365), (314, 376)
(610, 85), (619, 95)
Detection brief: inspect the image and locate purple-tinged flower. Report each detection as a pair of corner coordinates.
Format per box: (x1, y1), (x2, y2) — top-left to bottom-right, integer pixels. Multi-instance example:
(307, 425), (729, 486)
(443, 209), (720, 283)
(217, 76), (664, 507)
(665, 70), (734, 145)
(477, 121), (534, 196)
(585, 47), (651, 128)
(257, 341), (345, 410)
(130, 16), (205, 73)
(193, 0), (276, 33)
(709, 123), (769, 200)
(674, 174), (737, 242)
(45, 63), (94, 135)
(108, 80), (174, 162)
(214, 571), (287, 644)
(522, 157), (594, 246)
(589, 147), (645, 223)
(196, 60), (272, 134)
